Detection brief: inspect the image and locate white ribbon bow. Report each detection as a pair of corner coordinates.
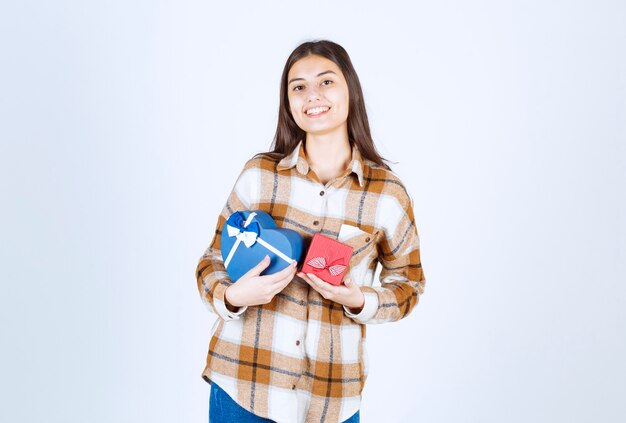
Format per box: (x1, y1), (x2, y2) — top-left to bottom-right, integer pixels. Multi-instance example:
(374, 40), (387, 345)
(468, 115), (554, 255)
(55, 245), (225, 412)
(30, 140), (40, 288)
(226, 224), (258, 248)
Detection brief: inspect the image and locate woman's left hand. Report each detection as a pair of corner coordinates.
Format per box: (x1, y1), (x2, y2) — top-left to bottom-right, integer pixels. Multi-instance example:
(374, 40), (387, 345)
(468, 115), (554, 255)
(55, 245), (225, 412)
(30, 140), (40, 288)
(297, 271), (365, 311)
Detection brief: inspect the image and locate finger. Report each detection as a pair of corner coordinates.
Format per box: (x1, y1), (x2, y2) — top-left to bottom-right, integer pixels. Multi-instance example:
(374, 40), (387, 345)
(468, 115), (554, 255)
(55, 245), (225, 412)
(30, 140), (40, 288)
(298, 272), (319, 290)
(276, 277), (293, 289)
(253, 260), (296, 284)
(305, 273), (333, 295)
(276, 267), (298, 287)
(298, 272), (316, 286)
(306, 272), (325, 284)
(297, 271), (313, 284)
(241, 255), (272, 279)
(301, 273), (336, 299)
(269, 271), (300, 298)
(267, 261), (298, 284)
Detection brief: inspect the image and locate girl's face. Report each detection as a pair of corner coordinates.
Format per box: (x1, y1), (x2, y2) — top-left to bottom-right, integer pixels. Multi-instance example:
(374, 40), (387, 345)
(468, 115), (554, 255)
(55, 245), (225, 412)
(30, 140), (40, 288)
(286, 55), (350, 137)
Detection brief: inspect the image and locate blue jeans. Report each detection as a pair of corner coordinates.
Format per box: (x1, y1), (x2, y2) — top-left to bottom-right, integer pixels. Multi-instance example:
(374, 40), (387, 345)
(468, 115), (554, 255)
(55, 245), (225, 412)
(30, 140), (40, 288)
(209, 381), (360, 423)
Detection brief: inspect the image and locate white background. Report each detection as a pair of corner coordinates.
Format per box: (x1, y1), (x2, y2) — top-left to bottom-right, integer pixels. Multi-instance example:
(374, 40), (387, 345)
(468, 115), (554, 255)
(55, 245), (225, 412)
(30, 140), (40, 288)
(1, 1), (625, 422)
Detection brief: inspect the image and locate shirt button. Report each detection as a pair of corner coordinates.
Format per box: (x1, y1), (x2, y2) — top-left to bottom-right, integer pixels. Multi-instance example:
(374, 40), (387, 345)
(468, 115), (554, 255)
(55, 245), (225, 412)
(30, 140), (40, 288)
(296, 340), (300, 346)
(319, 190), (325, 196)
(313, 220), (319, 226)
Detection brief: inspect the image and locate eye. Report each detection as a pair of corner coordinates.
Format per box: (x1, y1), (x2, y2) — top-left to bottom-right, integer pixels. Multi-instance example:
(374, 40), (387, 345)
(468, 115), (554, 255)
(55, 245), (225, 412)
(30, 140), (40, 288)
(322, 79), (333, 86)
(292, 85), (304, 91)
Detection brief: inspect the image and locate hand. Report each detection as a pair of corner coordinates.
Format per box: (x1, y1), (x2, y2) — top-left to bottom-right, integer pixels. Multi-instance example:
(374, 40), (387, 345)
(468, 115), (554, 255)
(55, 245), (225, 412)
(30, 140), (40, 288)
(225, 255), (297, 307)
(297, 271), (365, 311)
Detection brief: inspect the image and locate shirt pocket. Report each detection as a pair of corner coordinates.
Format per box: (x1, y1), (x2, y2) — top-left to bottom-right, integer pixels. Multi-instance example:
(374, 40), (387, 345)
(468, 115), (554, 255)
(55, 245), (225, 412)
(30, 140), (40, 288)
(337, 224), (378, 283)
(337, 223), (376, 248)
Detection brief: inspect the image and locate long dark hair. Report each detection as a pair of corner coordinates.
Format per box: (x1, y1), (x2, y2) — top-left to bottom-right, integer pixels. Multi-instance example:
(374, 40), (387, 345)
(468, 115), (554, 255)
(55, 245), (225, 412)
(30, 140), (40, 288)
(253, 39), (393, 171)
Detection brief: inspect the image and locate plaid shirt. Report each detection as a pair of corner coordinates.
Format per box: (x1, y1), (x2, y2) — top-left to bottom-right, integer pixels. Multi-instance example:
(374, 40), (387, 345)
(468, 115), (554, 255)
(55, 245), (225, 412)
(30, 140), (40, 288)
(196, 140), (426, 423)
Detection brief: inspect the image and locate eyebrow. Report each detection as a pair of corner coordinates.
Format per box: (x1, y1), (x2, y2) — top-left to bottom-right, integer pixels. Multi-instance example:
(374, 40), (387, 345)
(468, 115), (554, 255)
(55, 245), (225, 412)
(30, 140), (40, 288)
(288, 70), (337, 85)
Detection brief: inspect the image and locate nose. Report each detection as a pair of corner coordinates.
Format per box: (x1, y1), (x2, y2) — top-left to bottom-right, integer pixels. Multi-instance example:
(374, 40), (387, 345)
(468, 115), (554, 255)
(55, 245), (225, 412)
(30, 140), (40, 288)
(307, 85), (321, 102)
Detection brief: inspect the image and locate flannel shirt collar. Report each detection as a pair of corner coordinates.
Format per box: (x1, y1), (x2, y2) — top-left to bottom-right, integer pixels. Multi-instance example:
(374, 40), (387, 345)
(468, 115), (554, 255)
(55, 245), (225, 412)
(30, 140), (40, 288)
(276, 139), (365, 187)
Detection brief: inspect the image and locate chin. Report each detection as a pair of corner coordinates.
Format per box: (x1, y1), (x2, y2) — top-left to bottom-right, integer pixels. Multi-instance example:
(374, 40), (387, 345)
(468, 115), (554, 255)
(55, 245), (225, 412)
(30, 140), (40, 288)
(304, 122), (343, 134)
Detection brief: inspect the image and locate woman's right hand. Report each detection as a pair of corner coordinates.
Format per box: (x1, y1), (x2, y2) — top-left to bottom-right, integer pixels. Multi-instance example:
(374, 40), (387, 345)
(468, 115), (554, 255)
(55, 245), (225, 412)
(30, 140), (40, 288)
(224, 255), (298, 308)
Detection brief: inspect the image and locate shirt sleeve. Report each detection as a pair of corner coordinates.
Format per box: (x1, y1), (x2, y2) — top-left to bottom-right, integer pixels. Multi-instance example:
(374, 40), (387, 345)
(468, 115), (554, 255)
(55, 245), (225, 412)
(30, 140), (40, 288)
(195, 160), (259, 321)
(344, 186), (426, 324)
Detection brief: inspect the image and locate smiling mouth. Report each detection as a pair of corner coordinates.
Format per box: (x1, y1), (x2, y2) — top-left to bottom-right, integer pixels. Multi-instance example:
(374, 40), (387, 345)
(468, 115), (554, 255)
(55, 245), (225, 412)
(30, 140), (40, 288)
(305, 106), (330, 117)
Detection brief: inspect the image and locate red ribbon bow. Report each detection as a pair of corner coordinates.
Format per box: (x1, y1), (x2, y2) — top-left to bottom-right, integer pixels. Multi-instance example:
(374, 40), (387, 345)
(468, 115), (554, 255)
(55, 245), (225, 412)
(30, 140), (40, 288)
(306, 256), (347, 276)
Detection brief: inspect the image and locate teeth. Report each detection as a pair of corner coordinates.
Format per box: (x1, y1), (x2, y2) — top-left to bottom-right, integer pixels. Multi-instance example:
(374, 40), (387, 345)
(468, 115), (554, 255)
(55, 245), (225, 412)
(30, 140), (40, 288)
(306, 106), (329, 115)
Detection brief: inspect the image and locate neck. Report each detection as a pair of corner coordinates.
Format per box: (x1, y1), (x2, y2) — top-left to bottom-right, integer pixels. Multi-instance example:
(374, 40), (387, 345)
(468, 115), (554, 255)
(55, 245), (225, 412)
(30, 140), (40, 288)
(303, 131), (351, 172)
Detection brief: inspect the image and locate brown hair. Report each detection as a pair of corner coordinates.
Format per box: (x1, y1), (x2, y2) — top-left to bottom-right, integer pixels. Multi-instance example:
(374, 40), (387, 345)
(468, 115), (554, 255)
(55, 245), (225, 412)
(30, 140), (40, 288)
(253, 39), (393, 171)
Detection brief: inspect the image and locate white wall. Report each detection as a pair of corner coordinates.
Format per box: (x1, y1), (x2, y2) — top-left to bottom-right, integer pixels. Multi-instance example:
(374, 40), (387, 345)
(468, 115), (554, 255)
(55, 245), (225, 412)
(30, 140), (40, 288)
(1, 1), (624, 422)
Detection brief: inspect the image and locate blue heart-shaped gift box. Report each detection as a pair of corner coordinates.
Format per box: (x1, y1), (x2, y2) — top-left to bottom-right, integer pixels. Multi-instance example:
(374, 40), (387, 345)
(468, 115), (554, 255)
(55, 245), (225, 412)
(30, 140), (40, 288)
(221, 210), (304, 282)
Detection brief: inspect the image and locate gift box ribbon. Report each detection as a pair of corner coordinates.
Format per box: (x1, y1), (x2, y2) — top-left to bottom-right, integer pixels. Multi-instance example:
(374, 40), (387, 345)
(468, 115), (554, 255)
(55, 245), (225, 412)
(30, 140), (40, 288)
(223, 211), (296, 269)
(225, 212), (260, 248)
(306, 256), (348, 276)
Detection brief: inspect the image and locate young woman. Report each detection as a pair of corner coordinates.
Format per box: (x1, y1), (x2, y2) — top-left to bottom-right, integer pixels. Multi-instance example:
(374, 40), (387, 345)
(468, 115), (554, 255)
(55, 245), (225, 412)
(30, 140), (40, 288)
(196, 39), (426, 423)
